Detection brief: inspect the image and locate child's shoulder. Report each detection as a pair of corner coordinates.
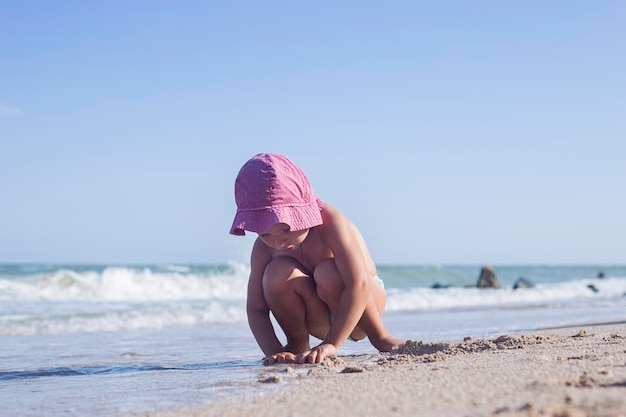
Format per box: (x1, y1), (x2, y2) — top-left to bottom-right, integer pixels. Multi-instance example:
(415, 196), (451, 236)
(251, 236), (273, 256)
(320, 203), (342, 220)
(320, 203), (351, 225)
(318, 204), (361, 241)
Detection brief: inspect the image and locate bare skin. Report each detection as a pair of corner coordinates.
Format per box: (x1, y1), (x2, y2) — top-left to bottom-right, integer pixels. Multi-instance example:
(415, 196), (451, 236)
(246, 203), (405, 365)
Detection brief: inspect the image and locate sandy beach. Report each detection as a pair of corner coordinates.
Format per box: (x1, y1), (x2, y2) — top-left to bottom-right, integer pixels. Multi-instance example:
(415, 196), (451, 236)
(132, 321), (626, 417)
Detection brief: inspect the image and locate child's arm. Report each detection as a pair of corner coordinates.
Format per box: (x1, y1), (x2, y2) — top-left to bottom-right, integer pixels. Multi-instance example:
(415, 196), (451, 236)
(246, 239), (286, 358)
(300, 206), (371, 363)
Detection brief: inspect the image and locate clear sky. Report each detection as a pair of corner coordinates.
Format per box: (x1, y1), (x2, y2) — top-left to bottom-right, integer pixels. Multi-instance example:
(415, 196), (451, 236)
(1, 1), (625, 265)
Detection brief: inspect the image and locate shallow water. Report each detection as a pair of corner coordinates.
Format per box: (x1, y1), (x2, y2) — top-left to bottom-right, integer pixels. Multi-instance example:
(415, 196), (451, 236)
(0, 323), (266, 416)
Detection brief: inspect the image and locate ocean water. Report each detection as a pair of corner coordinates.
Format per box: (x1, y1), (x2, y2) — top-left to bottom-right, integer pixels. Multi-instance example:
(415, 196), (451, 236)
(1, 263), (625, 416)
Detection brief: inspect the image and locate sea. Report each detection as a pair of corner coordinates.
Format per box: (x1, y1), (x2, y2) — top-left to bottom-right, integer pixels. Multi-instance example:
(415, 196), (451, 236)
(1, 263), (625, 417)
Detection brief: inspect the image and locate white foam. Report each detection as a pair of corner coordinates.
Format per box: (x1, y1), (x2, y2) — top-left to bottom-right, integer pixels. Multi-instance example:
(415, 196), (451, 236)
(0, 265), (249, 302)
(0, 263), (252, 336)
(0, 300), (248, 336)
(1, 264), (624, 336)
(385, 277), (626, 311)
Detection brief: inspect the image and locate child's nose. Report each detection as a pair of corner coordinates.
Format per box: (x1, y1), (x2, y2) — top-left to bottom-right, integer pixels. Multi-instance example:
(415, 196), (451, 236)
(277, 236), (290, 248)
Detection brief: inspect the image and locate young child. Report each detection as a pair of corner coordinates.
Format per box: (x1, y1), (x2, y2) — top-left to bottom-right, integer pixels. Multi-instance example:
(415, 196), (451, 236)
(230, 153), (405, 365)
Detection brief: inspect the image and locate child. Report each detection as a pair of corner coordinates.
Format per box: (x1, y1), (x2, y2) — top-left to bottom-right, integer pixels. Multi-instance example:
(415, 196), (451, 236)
(230, 153), (405, 365)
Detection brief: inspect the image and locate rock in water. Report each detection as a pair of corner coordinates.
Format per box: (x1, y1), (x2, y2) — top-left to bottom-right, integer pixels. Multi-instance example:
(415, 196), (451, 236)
(513, 277), (534, 290)
(477, 265), (501, 289)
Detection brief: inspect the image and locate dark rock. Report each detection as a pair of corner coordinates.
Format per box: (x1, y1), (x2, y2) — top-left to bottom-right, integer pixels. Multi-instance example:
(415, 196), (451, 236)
(259, 375), (281, 383)
(477, 265), (501, 289)
(341, 365), (365, 373)
(513, 277), (534, 290)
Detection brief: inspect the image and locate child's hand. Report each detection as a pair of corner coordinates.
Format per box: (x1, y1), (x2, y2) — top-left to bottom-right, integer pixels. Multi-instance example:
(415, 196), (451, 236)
(295, 343), (338, 364)
(263, 351), (296, 365)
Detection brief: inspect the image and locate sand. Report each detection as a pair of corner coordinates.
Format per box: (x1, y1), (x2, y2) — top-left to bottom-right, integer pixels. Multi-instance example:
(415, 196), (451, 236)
(133, 322), (626, 417)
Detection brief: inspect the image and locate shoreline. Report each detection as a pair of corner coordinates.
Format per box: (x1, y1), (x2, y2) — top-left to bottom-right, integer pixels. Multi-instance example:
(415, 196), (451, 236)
(131, 321), (626, 417)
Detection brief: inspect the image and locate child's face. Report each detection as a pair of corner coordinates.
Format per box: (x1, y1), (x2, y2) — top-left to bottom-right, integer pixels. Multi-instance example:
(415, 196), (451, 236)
(258, 223), (309, 252)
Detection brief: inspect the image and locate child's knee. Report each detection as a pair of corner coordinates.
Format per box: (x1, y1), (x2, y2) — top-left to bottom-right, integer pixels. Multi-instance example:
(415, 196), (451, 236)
(313, 259), (342, 298)
(263, 256), (307, 294)
(313, 258), (338, 279)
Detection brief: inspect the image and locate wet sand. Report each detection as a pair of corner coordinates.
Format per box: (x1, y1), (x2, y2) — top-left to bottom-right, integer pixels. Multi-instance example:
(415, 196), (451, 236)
(133, 321), (626, 417)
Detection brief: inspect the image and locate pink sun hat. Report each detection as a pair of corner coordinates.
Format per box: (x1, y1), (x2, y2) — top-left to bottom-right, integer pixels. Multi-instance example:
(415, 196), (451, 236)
(230, 153), (325, 236)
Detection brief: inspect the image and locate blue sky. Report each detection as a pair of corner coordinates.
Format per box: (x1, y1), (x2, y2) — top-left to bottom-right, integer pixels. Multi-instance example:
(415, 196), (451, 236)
(1, 1), (625, 265)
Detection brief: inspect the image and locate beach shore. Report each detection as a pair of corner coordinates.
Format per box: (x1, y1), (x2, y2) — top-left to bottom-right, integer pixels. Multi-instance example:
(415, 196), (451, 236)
(133, 321), (626, 417)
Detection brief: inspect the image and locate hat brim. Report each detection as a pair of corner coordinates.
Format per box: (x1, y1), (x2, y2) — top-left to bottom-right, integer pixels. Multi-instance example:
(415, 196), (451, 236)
(230, 199), (324, 236)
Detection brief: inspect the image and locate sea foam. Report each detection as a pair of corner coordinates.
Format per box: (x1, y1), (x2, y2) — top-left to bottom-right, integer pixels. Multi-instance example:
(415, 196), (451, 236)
(0, 265), (249, 302)
(1, 264), (625, 336)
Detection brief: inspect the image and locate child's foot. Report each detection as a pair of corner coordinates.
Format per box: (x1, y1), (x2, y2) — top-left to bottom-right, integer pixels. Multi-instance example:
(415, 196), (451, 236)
(370, 334), (405, 352)
(284, 341), (311, 354)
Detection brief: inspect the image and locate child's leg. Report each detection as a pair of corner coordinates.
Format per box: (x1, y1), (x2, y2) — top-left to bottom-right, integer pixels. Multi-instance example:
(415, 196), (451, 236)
(314, 259), (404, 351)
(262, 256), (330, 354)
